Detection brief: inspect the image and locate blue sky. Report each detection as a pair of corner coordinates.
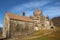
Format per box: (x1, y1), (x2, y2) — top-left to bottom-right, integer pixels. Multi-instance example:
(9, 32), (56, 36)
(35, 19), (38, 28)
(0, 0), (60, 27)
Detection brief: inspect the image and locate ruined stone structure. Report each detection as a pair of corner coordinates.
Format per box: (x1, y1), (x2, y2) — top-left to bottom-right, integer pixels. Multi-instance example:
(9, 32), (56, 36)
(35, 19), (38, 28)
(2, 9), (55, 38)
(31, 9), (54, 30)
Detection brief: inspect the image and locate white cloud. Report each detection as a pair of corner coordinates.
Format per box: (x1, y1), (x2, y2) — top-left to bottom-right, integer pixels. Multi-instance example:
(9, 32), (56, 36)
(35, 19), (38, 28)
(10, 0), (50, 13)
(21, 1), (49, 8)
(9, 0), (60, 19)
(9, 0), (52, 17)
(43, 6), (60, 18)
(54, 2), (60, 5)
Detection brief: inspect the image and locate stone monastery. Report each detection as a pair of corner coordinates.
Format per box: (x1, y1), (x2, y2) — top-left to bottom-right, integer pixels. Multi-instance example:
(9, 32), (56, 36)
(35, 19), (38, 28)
(2, 8), (55, 38)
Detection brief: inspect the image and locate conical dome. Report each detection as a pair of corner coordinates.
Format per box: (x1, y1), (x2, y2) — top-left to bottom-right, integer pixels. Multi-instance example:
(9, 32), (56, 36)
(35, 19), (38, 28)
(34, 8), (42, 15)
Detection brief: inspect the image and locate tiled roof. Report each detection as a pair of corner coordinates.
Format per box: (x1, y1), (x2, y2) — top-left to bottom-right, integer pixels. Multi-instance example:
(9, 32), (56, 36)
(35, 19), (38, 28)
(6, 12), (33, 23)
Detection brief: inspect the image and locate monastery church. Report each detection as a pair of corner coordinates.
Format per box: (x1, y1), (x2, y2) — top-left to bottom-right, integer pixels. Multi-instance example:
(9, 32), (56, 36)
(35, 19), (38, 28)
(2, 8), (55, 38)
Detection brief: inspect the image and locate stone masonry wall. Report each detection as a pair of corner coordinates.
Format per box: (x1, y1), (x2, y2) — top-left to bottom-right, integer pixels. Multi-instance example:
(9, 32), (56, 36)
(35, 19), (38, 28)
(9, 19), (34, 38)
(3, 13), (10, 38)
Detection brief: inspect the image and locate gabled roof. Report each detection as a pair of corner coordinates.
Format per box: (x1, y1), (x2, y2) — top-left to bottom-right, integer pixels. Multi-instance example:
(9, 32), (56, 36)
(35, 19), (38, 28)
(6, 12), (33, 23)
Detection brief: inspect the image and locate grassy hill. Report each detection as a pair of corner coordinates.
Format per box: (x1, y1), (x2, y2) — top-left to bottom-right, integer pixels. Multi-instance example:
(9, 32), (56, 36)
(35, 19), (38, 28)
(4, 29), (60, 40)
(20, 30), (52, 40)
(30, 30), (51, 37)
(28, 30), (60, 40)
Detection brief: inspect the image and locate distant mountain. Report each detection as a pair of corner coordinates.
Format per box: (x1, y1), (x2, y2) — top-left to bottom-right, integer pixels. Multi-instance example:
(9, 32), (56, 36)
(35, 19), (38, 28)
(52, 16), (60, 27)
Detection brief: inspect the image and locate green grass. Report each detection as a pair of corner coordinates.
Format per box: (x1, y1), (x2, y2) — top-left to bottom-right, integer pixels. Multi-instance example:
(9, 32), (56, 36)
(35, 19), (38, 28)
(5, 30), (60, 40)
(31, 30), (51, 37)
(28, 31), (60, 40)
(29, 36), (60, 40)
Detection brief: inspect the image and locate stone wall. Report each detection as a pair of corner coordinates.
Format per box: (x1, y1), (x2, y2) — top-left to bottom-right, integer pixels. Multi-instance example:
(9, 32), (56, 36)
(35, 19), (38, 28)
(33, 9), (45, 30)
(2, 13), (10, 38)
(33, 9), (55, 30)
(9, 19), (34, 38)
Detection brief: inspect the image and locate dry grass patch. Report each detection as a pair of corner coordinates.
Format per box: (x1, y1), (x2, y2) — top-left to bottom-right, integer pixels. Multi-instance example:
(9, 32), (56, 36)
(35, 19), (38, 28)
(28, 30), (60, 40)
(31, 30), (51, 36)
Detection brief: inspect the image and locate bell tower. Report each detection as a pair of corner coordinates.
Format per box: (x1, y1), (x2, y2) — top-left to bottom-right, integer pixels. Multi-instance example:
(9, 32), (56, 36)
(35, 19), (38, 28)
(33, 8), (45, 30)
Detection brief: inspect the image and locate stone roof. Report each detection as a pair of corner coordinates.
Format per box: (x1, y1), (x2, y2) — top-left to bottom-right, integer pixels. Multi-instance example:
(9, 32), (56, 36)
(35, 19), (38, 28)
(6, 12), (33, 23)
